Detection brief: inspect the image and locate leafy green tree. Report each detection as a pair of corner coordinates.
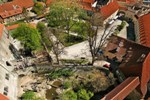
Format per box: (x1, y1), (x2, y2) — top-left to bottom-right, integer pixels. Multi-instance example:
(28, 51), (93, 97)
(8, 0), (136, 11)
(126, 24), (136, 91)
(62, 90), (77, 100)
(77, 89), (93, 100)
(36, 22), (52, 50)
(12, 23), (43, 54)
(46, 0), (86, 34)
(33, 2), (45, 15)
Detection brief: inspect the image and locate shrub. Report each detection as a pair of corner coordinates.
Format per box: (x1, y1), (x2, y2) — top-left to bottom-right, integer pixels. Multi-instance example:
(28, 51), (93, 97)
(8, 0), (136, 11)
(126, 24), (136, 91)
(48, 68), (74, 80)
(63, 81), (72, 89)
(22, 91), (36, 100)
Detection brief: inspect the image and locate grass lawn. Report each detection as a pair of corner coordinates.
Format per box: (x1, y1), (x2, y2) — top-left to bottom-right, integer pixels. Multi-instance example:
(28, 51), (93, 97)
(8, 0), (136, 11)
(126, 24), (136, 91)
(55, 32), (86, 47)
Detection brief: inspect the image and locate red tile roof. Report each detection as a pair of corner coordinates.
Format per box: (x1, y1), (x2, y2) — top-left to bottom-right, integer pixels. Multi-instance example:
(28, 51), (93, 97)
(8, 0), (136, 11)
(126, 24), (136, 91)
(82, 0), (95, 3)
(0, 0), (34, 18)
(46, 0), (52, 6)
(0, 93), (9, 100)
(117, 0), (135, 4)
(6, 23), (36, 30)
(6, 24), (19, 30)
(81, 2), (93, 11)
(141, 53), (150, 97)
(100, 1), (119, 19)
(80, 0), (95, 11)
(138, 14), (150, 47)
(13, 0), (34, 8)
(0, 7), (22, 18)
(0, 24), (4, 39)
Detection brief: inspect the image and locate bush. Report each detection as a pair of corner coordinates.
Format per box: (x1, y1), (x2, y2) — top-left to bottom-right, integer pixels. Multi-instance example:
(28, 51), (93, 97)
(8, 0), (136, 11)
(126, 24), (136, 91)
(77, 89), (93, 100)
(63, 81), (72, 89)
(22, 91), (36, 100)
(11, 23), (43, 53)
(48, 68), (74, 80)
(62, 90), (77, 100)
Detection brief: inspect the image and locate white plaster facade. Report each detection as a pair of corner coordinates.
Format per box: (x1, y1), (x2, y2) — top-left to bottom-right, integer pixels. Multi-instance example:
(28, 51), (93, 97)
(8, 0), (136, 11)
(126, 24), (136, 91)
(103, 10), (119, 26)
(0, 25), (18, 100)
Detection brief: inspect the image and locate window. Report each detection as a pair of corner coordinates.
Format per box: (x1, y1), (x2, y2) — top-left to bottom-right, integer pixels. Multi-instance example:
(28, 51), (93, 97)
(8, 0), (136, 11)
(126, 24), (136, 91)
(5, 73), (9, 80)
(3, 86), (8, 96)
(6, 61), (11, 66)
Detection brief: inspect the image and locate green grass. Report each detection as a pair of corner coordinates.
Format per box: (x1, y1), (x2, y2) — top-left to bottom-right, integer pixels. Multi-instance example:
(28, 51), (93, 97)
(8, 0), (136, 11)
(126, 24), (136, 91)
(55, 32), (86, 47)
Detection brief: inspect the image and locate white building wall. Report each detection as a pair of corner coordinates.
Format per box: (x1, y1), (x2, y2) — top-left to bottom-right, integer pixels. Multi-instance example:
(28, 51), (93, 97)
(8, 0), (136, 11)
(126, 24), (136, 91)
(103, 10), (119, 25)
(0, 26), (18, 100)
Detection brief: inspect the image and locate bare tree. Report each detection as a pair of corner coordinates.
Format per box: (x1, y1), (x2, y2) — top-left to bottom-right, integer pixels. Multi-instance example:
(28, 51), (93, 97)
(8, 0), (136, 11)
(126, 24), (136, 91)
(45, 28), (64, 64)
(86, 13), (110, 64)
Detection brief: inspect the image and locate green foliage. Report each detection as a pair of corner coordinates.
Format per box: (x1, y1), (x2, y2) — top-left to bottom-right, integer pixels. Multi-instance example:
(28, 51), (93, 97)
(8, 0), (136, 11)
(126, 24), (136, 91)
(33, 2), (45, 15)
(62, 90), (77, 100)
(22, 91), (36, 100)
(46, 2), (65, 27)
(54, 32), (85, 47)
(36, 22), (52, 50)
(61, 89), (93, 100)
(46, 0), (86, 29)
(37, 22), (46, 33)
(63, 81), (72, 89)
(22, 91), (45, 100)
(48, 68), (74, 80)
(71, 21), (89, 37)
(11, 23), (43, 53)
(77, 89), (93, 100)
(117, 21), (126, 31)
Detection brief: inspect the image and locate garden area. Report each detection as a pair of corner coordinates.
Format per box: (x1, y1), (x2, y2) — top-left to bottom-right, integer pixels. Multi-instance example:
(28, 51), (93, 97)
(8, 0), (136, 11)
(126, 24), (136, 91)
(18, 66), (116, 100)
(54, 31), (86, 47)
(44, 67), (116, 100)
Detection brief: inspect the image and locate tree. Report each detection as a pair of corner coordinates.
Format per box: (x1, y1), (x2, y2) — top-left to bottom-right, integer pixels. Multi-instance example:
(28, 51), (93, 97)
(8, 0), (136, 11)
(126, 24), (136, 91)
(12, 23), (43, 54)
(46, 0), (85, 35)
(36, 22), (52, 62)
(37, 22), (51, 49)
(85, 13), (110, 64)
(32, 2), (45, 15)
(45, 28), (64, 64)
(77, 89), (93, 100)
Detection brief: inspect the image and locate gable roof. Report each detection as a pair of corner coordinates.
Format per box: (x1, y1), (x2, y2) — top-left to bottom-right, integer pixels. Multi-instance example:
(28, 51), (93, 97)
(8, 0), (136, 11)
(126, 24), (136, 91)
(13, 0), (34, 8)
(0, 24), (4, 39)
(0, 7), (22, 18)
(0, 0), (34, 18)
(138, 14), (150, 47)
(100, 1), (119, 19)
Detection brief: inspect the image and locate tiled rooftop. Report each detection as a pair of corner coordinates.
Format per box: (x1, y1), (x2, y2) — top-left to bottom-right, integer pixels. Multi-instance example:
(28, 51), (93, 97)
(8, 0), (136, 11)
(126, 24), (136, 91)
(0, 93), (9, 100)
(100, 1), (119, 19)
(138, 14), (150, 47)
(0, 0), (34, 18)
(0, 24), (4, 39)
